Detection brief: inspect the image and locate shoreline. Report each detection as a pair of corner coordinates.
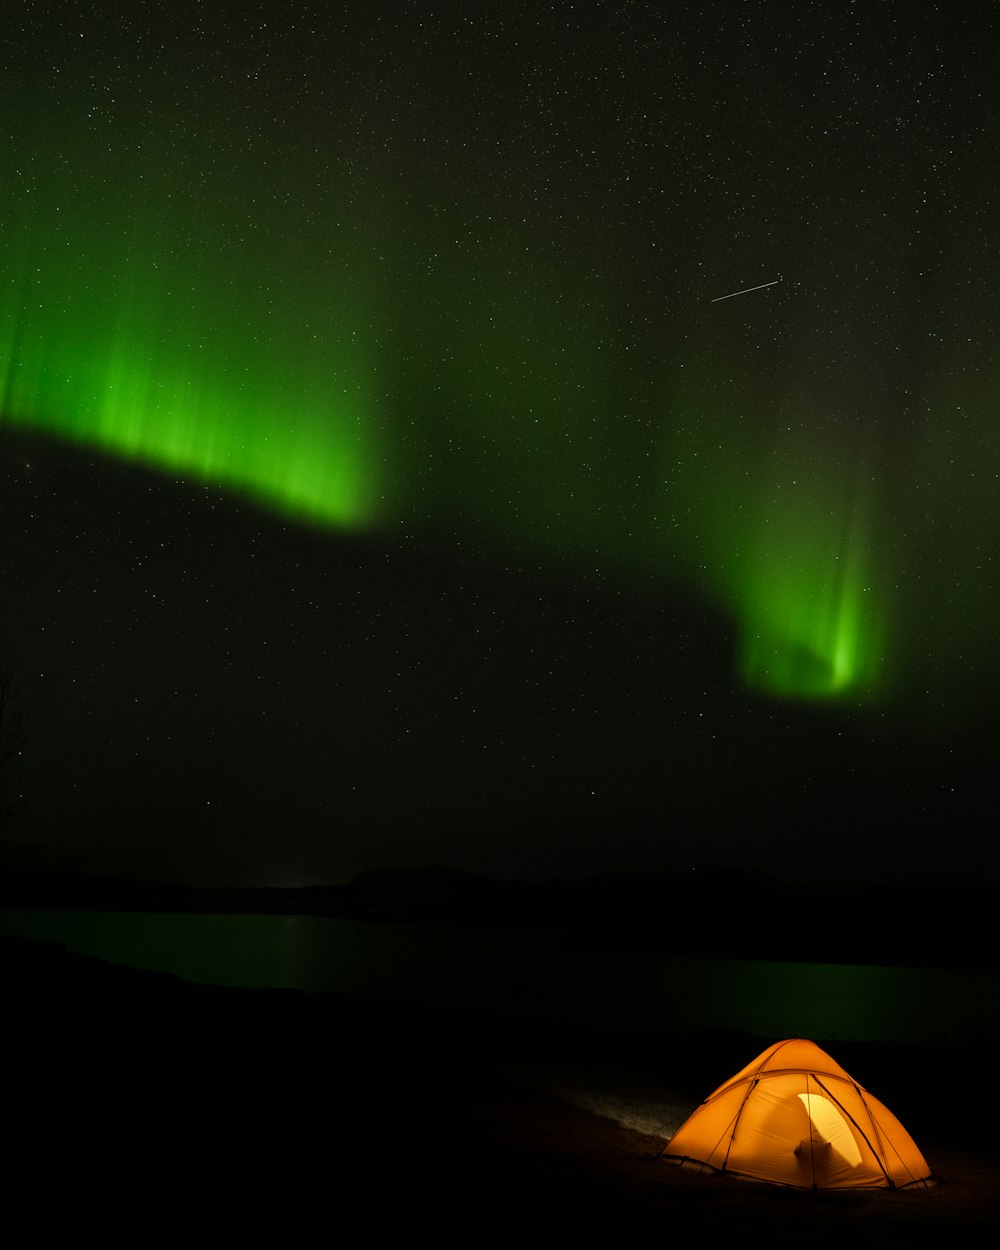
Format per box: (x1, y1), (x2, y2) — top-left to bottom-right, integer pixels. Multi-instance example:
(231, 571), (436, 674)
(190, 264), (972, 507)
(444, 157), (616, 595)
(1, 860), (993, 970)
(4, 930), (999, 1241)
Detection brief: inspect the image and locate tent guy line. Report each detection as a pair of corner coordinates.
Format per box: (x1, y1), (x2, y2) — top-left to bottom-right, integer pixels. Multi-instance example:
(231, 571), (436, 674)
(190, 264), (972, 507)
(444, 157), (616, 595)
(710, 279), (780, 303)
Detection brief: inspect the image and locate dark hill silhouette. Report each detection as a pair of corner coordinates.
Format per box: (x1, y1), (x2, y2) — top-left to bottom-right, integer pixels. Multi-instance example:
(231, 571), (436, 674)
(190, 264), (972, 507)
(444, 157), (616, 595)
(0, 858), (991, 971)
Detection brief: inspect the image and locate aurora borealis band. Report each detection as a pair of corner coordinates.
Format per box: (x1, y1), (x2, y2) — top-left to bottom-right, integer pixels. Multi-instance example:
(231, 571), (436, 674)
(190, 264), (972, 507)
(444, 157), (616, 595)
(736, 483), (879, 701)
(0, 197), (889, 703)
(0, 178), (385, 529)
(5, 0), (1000, 888)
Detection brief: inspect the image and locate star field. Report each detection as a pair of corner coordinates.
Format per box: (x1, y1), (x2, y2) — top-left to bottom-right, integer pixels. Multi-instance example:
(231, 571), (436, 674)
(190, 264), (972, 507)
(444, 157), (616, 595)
(3, 1), (1000, 883)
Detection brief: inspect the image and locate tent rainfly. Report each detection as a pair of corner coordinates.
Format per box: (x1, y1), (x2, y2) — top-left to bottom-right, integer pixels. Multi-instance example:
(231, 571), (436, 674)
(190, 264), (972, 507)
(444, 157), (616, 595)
(662, 1038), (931, 1189)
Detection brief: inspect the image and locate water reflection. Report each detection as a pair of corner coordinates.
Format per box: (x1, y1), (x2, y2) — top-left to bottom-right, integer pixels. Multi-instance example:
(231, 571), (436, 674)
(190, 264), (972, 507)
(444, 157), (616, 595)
(2, 909), (996, 1045)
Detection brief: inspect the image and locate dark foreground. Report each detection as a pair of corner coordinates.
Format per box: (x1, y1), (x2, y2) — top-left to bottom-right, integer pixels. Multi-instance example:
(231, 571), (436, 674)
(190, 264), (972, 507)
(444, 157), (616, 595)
(3, 934), (998, 1244)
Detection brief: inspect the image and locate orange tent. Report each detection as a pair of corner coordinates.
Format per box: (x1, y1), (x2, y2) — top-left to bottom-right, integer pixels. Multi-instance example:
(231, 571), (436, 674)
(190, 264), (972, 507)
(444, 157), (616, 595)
(662, 1038), (931, 1189)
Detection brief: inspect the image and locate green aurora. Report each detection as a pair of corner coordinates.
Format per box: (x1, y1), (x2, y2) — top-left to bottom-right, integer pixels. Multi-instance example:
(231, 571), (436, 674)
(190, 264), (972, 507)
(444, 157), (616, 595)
(7, 5), (996, 714)
(659, 351), (888, 704)
(0, 202), (890, 705)
(0, 204), (385, 530)
(736, 484), (881, 701)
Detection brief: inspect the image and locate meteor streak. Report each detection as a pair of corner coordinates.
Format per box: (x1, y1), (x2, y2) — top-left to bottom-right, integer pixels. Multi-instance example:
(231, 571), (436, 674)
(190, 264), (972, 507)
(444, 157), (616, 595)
(711, 279), (780, 303)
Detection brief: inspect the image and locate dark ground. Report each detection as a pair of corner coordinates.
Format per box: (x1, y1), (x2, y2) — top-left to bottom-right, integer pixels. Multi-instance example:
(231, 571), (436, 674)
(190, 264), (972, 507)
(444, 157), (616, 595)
(3, 932), (998, 1243)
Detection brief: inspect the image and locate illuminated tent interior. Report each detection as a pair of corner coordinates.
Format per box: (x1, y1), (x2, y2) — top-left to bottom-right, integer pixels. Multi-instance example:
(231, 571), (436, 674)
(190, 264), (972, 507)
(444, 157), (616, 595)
(662, 1038), (931, 1189)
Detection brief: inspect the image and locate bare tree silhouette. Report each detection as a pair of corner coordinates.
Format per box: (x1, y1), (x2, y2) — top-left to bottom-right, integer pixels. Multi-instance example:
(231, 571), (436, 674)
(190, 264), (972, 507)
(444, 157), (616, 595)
(0, 662), (27, 841)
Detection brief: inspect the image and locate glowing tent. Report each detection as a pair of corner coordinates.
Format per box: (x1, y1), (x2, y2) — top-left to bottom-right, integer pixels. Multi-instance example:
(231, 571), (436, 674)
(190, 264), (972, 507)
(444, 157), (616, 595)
(662, 1038), (931, 1189)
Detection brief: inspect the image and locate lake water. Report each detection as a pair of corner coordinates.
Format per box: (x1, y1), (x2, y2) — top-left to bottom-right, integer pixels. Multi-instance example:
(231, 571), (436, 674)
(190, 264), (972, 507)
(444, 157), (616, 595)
(2, 908), (996, 1045)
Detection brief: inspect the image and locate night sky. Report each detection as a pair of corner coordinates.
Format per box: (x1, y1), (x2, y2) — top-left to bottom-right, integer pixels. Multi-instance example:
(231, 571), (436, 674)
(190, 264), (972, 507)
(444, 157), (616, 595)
(4, 1), (1000, 886)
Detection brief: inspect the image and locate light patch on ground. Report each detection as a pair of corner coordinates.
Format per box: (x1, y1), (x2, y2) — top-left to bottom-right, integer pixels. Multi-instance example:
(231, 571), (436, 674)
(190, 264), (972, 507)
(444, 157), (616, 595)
(507, 1061), (694, 1141)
